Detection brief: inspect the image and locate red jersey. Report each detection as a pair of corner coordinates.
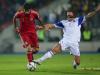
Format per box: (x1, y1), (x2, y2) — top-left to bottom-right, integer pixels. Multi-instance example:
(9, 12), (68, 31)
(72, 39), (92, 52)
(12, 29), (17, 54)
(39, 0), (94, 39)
(14, 10), (40, 33)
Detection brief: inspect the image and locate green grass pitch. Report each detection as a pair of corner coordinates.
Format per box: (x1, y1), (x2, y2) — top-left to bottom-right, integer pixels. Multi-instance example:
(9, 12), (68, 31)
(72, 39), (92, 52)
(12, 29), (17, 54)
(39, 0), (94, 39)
(0, 53), (100, 75)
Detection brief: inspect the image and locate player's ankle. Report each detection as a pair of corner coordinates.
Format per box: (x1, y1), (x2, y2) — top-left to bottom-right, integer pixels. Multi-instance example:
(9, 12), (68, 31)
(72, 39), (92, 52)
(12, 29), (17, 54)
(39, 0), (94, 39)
(33, 60), (41, 65)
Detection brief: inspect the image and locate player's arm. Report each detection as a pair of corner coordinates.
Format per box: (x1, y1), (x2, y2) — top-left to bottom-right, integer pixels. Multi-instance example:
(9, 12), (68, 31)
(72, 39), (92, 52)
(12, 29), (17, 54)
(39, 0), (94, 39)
(36, 25), (44, 30)
(35, 18), (44, 30)
(45, 21), (64, 31)
(36, 18), (45, 30)
(85, 4), (100, 19)
(44, 24), (55, 31)
(34, 11), (45, 30)
(36, 17), (43, 26)
(13, 12), (20, 33)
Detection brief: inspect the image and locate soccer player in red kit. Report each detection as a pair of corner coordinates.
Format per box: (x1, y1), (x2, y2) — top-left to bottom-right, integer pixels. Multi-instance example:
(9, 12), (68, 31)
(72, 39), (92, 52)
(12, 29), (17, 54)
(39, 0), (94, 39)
(13, 3), (43, 65)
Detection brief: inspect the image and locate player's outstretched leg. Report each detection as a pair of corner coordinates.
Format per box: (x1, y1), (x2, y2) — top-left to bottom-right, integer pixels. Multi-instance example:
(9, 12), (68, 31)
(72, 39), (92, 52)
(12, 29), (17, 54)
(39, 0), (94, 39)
(73, 56), (80, 69)
(34, 43), (61, 64)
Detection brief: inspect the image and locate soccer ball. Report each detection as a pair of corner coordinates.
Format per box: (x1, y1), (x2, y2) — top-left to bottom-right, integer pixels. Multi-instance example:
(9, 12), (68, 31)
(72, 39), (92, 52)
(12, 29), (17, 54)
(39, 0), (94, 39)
(27, 62), (36, 71)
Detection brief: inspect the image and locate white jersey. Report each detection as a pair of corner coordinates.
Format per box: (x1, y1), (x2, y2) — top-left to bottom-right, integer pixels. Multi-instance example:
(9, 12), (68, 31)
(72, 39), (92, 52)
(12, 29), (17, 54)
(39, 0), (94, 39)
(54, 16), (86, 43)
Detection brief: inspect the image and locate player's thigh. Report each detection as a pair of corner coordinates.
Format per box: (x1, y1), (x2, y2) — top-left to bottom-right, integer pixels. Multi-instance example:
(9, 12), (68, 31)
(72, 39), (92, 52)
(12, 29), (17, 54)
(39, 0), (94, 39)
(59, 39), (69, 51)
(20, 33), (30, 47)
(29, 33), (39, 50)
(52, 43), (62, 54)
(70, 43), (80, 56)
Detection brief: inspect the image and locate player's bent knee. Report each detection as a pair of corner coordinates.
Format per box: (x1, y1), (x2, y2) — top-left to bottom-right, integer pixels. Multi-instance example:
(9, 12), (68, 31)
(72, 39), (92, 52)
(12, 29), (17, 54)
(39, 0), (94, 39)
(52, 44), (61, 54)
(52, 49), (60, 54)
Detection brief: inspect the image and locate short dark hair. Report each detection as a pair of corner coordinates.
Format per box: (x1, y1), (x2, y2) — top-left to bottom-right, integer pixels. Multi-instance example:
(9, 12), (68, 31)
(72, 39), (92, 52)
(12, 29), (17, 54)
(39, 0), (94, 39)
(67, 8), (77, 17)
(67, 8), (76, 13)
(23, 3), (31, 11)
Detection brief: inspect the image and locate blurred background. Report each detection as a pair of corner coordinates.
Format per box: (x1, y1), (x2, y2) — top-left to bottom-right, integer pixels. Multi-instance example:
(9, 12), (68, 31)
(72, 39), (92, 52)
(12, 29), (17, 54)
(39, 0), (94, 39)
(0, 0), (100, 54)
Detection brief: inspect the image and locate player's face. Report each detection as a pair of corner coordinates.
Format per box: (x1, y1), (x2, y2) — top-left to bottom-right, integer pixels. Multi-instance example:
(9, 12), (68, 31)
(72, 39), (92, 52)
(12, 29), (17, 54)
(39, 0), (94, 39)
(67, 11), (74, 18)
(24, 10), (30, 14)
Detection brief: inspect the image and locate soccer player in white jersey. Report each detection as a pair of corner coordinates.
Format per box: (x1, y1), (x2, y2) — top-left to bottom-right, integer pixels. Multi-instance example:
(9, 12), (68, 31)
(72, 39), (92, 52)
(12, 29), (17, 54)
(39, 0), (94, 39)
(34, 5), (100, 69)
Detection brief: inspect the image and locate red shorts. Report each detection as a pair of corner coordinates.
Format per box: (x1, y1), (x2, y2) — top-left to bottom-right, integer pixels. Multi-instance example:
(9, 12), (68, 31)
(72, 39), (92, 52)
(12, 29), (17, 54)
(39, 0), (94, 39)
(20, 33), (39, 50)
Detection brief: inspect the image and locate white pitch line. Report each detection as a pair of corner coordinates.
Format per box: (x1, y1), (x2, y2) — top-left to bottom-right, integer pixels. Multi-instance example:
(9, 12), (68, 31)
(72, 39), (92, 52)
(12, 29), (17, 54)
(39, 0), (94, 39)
(78, 67), (100, 71)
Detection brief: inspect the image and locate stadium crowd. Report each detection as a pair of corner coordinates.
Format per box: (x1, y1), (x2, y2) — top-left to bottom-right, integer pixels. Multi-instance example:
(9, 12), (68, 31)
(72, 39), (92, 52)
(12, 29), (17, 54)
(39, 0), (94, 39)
(0, 0), (54, 31)
(0, 0), (100, 41)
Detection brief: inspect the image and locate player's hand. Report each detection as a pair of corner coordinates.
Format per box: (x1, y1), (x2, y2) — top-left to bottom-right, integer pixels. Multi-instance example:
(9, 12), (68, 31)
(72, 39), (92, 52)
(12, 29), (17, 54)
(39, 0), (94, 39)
(44, 24), (52, 31)
(95, 4), (100, 12)
(36, 26), (44, 30)
(15, 27), (20, 33)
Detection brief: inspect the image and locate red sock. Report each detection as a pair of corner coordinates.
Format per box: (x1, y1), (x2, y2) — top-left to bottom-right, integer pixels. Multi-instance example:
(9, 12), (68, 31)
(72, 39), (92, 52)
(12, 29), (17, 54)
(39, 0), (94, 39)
(27, 51), (33, 63)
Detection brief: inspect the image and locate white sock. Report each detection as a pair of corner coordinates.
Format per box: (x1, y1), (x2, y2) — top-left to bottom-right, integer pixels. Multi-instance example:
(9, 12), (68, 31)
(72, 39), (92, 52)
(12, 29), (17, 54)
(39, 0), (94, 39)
(73, 60), (77, 66)
(36, 51), (54, 63)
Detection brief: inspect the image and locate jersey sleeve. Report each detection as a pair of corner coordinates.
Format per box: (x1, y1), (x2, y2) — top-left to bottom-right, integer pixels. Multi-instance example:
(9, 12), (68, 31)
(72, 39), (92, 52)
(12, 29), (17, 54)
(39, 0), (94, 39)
(14, 12), (21, 18)
(78, 16), (86, 26)
(53, 21), (64, 28)
(34, 12), (40, 19)
(31, 10), (40, 19)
